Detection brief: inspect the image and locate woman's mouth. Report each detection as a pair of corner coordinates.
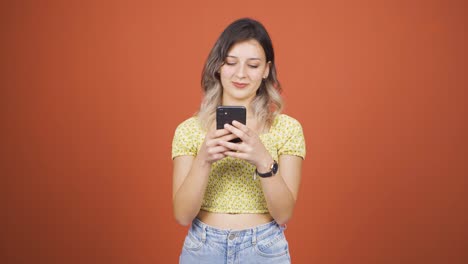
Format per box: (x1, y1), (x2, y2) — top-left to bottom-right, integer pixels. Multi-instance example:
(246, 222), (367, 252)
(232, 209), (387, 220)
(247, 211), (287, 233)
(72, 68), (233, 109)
(232, 82), (248, 88)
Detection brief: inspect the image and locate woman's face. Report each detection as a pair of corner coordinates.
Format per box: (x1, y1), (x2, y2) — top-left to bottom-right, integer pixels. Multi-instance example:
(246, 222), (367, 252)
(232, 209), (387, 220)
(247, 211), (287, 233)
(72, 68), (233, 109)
(219, 39), (270, 105)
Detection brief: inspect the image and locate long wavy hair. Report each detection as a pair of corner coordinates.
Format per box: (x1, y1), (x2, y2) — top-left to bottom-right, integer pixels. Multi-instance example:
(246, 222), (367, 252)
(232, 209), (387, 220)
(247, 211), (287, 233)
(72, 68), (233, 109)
(197, 18), (283, 131)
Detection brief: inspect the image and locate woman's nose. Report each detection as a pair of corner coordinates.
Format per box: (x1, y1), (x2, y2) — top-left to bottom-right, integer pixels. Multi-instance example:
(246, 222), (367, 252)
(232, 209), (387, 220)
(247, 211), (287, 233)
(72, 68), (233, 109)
(235, 63), (246, 78)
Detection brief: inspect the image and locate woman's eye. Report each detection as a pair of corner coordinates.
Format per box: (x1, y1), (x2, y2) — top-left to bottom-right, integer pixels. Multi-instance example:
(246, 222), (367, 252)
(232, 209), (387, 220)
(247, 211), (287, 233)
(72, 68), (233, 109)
(248, 65), (259, 68)
(225, 62), (236, 66)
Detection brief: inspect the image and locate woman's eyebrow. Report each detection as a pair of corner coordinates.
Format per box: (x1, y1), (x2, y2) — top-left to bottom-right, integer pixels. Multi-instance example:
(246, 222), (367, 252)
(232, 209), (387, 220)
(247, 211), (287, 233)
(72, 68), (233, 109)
(226, 55), (263, 61)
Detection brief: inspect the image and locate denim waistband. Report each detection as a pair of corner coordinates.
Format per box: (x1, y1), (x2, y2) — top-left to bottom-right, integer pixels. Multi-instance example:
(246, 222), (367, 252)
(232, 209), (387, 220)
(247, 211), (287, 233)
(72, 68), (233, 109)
(191, 218), (286, 245)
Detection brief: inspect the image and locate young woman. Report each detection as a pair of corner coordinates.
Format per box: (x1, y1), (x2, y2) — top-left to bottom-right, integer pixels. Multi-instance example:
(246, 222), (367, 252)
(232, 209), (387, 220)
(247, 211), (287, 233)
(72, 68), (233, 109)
(172, 18), (306, 263)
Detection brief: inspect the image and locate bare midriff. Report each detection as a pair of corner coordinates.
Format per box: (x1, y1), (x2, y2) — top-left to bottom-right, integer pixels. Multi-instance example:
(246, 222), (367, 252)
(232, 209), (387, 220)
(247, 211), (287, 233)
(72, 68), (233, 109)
(196, 209), (274, 230)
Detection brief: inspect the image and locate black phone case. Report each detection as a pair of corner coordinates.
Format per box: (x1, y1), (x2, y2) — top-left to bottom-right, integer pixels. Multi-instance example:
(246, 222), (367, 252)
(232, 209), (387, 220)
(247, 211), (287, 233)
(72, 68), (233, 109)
(216, 106), (246, 143)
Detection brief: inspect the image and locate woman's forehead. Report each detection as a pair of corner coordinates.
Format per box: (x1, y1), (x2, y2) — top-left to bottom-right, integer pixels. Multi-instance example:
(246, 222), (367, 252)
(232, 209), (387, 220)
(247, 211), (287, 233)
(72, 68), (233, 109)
(227, 40), (266, 60)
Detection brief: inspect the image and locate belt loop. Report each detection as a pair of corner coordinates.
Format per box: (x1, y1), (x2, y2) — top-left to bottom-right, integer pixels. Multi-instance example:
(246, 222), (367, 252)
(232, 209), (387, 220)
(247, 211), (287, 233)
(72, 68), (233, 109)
(252, 227), (257, 245)
(201, 225), (207, 243)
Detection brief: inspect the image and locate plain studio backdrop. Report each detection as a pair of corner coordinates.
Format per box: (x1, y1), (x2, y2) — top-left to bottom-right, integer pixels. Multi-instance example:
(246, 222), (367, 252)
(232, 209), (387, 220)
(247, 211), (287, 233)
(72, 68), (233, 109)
(2, 0), (467, 263)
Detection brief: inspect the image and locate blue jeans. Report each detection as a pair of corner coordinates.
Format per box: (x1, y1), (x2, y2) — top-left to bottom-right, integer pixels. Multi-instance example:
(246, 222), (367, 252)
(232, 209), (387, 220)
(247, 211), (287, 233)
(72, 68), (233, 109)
(179, 218), (291, 264)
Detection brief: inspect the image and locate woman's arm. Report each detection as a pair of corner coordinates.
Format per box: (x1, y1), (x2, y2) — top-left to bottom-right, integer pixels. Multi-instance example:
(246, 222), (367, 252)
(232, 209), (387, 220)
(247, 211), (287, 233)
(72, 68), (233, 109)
(257, 155), (303, 225)
(220, 121), (304, 225)
(172, 155), (211, 226)
(172, 129), (236, 226)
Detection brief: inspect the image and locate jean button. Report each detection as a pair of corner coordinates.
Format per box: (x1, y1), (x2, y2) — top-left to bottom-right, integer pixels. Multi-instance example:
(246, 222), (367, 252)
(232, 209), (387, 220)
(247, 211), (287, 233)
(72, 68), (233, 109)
(228, 233), (236, 240)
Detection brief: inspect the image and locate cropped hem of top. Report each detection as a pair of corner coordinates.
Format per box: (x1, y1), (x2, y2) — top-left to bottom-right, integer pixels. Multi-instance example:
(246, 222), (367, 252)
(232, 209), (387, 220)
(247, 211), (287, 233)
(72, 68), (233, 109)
(201, 207), (270, 214)
(172, 114), (306, 214)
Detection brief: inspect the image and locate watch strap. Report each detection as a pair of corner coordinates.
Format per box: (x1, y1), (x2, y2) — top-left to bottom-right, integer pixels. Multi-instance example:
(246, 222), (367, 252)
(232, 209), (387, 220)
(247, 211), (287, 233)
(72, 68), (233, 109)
(255, 160), (278, 179)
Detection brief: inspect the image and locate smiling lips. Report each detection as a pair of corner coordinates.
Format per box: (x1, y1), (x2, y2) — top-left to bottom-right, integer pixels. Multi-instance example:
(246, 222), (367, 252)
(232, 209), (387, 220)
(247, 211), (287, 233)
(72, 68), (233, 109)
(232, 82), (248, 88)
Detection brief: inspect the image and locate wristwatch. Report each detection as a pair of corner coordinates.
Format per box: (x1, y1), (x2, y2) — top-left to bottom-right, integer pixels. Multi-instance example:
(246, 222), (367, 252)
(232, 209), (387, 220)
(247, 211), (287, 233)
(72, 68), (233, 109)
(254, 160), (279, 179)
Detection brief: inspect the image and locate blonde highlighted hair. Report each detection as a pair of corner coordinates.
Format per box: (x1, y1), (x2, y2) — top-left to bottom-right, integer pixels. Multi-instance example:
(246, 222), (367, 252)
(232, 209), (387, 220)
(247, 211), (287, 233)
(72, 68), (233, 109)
(197, 18), (283, 131)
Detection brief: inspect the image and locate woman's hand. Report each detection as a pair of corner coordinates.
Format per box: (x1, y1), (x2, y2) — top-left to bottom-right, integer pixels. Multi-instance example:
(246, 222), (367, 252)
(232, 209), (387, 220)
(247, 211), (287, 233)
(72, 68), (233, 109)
(219, 120), (274, 172)
(197, 129), (238, 165)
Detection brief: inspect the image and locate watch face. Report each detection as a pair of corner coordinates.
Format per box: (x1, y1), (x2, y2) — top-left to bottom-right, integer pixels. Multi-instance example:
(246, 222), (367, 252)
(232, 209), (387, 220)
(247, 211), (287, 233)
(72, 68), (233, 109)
(272, 161), (279, 174)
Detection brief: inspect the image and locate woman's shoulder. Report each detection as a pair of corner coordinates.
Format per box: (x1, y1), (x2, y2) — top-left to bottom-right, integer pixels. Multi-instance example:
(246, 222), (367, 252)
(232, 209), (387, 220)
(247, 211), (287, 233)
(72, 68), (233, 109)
(272, 114), (303, 130)
(175, 116), (203, 132)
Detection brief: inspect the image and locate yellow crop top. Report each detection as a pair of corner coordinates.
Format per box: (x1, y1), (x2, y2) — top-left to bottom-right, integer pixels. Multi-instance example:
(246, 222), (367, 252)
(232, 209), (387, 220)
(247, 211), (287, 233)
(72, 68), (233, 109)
(171, 114), (306, 214)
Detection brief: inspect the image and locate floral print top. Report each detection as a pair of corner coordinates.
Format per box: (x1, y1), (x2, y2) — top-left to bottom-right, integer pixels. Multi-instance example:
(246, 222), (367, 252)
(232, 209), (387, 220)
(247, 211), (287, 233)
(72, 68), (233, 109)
(172, 114), (306, 213)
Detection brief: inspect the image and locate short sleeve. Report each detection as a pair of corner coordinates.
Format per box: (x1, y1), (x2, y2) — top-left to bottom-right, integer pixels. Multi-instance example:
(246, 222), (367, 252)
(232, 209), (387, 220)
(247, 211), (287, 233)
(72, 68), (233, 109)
(171, 118), (199, 159)
(277, 117), (306, 159)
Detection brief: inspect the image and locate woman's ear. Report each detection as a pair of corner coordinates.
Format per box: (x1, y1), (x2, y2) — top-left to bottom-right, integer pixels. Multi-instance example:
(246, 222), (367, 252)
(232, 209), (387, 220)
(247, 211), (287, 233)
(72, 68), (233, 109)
(263, 61), (271, 79)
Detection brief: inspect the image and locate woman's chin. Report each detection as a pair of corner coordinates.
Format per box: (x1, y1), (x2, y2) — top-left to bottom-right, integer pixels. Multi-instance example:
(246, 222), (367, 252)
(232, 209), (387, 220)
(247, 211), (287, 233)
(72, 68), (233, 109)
(223, 91), (257, 103)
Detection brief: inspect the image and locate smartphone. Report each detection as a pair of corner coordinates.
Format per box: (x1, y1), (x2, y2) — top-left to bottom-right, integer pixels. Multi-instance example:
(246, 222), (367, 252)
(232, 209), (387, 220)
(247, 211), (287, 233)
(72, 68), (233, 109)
(216, 106), (246, 143)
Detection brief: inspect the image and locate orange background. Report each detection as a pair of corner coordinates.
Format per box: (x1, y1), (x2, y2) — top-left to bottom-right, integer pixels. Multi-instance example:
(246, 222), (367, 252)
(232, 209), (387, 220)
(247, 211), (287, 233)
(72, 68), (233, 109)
(2, 0), (467, 263)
